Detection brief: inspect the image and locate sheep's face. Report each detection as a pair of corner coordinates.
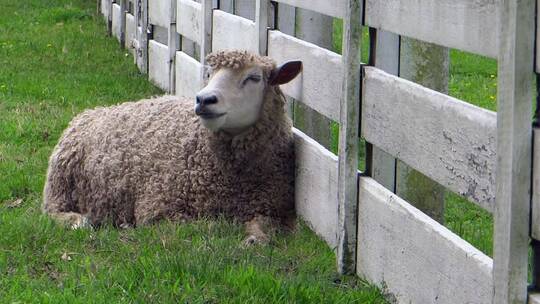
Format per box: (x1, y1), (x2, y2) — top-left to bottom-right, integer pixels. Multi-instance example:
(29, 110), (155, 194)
(195, 57), (302, 135)
(195, 66), (266, 134)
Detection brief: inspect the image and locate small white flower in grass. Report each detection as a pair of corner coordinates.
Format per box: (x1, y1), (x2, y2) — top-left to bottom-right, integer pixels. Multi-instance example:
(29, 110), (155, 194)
(61, 252), (72, 261)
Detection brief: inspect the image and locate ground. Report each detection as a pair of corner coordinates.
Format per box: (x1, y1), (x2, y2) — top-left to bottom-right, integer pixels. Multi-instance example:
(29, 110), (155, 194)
(0, 0), (497, 302)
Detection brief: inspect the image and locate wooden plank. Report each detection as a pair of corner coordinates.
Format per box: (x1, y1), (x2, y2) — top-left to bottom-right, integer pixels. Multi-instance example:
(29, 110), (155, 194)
(365, 0), (498, 58)
(125, 13), (137, 56)
(294, 128), (339, 248)
(362, 67), (497, 212)
(175, 51), (203, 99)
(112, 3), (122, 41)
(530, 293), (540, 304)
(148, 40), (170, 91)
(268, 30), (342, 122)
(177, 0), (201, 44)
(493, 0), (535, 302)
(273, 0), (345, 18)
(357, 177), (493, 304)
(148, 0), (170, 28)
(533, 128), (540, 240)
(211, 10), (258, 53)
(336, 0), (362, 275)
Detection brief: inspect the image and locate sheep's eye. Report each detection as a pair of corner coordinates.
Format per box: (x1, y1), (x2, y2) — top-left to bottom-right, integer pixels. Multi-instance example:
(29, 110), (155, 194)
(243, 75), (261, 85)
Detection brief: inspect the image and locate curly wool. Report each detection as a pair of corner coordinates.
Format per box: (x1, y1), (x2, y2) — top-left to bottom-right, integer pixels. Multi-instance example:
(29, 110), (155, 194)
(206, 50), (275, 72)
(42, 53), (295, 227)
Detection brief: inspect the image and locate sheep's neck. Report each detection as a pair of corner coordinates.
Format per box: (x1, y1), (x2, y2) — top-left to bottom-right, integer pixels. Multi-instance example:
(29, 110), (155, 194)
(221, 126), (251, 137)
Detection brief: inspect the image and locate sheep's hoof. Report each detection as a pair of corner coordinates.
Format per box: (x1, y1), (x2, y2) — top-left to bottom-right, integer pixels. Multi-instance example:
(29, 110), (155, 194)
(242, 234), (268, 247)
(70, 215), (90, 230)
(119, 223), (133, 229)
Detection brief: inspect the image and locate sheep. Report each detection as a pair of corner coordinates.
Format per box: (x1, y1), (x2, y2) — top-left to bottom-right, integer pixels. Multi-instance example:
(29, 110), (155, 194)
(42, 50), (302, 243)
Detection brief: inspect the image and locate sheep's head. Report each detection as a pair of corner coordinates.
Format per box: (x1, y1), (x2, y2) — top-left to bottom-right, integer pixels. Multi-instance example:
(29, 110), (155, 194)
(195, 50), (302, 134)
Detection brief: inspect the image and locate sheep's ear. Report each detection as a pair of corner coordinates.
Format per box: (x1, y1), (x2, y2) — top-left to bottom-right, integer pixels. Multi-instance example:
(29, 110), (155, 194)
(268, 61), (302, 86)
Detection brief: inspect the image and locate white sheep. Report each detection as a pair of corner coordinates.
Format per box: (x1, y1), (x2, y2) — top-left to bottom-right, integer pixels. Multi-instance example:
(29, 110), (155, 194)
(43, 50), (302, 243)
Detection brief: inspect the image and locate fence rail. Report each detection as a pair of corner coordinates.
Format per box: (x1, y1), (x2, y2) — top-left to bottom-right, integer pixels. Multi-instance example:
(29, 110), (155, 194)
(98, 0), (538, 303)
(362, 67), (497, 212)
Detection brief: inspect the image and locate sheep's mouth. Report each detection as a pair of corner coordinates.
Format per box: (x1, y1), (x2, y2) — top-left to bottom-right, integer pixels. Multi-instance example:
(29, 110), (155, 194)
(197, 112), (226, 119)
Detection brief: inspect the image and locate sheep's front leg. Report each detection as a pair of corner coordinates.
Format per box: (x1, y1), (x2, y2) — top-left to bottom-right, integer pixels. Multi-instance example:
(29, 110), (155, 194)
(243, 215), (273, 246)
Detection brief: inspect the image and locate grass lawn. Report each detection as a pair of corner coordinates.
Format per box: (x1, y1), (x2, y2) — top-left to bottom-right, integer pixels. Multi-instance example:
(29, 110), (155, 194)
(0, 0), (387, 302)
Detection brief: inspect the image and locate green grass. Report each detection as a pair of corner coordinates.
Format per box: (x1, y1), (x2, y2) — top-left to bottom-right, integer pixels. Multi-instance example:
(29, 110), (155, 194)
(0, 0), (386, 302)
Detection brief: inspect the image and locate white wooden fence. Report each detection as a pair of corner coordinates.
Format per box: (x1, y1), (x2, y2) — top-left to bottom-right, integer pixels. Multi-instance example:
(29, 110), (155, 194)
(98, 0), (540, 303)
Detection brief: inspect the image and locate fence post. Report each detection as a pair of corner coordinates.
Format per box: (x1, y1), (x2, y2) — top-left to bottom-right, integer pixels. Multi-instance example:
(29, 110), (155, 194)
(219, 0), (233, 13)
(493, 0), (535, 302)
(168, 0), (177, 94)
(134, 0), (148, 73)
(337, 0), (362, 275)
(255, 0), (268, 55)
(234, 0), (255, 20)
(395, 38), (448, 223)
(107, 0), (113, 36)
(274, 3), (295, 118)
(200, 0), (212, 76)
(119, 0), (127, 48)
(370, 30), (400, 191)
(293, 9), (333, 149)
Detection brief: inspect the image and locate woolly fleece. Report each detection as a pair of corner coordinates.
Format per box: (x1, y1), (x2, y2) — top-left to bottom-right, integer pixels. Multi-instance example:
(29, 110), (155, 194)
(43, 51), (295, 227)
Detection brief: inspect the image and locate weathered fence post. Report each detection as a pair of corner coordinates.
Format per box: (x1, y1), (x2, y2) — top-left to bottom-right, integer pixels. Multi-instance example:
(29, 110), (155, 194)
(493, 0), (535, 302)
(337, 0), (362, 275)
(200, 0), (212, 72)
(219, 0), (233, 13)
(134, 0), (148, 73)
(293, 9), (333, 149)
(395, 38), (449, 223)
(119, 0), (127, 47)
(255, 0), (268, 55)
(168, 0), (177, 94)
(234, 0), (255, 20)
(370, 30), (399, 191)
(274, 3), (295, 118)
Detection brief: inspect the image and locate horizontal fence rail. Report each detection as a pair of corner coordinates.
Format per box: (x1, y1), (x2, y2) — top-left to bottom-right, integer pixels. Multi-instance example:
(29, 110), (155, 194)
(364, 0), (498, 58)
(268, 30), (343, 122)
(294, 129), (340, 247)
(177, 0), (202, 44)
(272, 0), (346, 18)
(357, 177), (493, 304)
(362, 67), (497, 212)
(212, 10), (258, 53)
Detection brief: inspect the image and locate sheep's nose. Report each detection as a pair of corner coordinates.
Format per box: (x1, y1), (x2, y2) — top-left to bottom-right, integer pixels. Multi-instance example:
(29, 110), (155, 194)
(195, 94), (218, 106)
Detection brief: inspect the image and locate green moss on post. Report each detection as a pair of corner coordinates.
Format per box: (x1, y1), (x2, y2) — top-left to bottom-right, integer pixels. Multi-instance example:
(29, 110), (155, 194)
(293, 8), (333, 150)
(397, 38), (449, 224)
